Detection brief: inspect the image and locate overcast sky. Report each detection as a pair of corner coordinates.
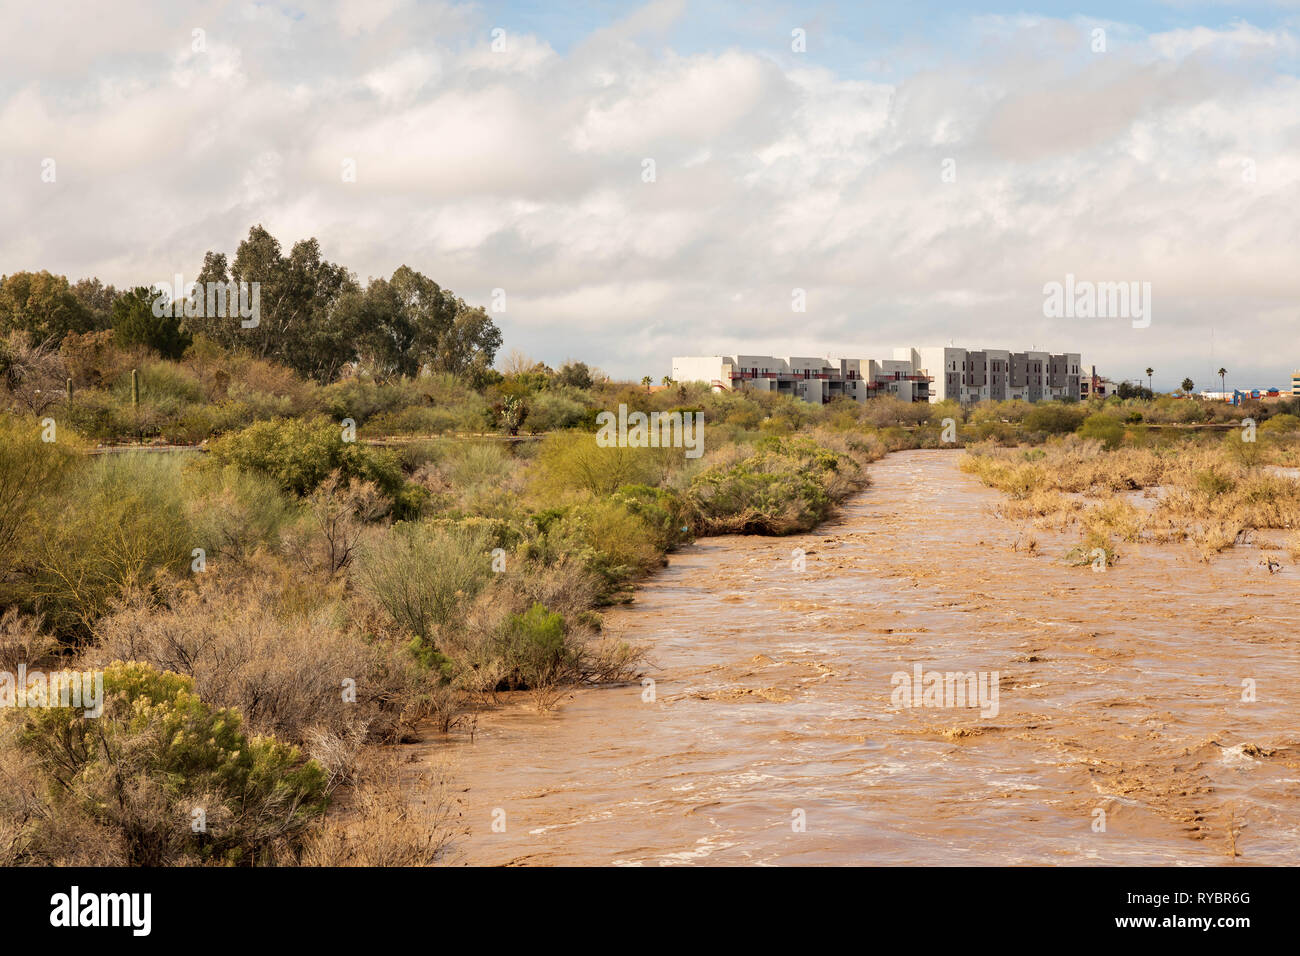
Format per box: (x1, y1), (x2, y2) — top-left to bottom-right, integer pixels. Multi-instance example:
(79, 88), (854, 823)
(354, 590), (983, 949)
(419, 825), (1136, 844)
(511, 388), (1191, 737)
(1, 0), (1297, 389)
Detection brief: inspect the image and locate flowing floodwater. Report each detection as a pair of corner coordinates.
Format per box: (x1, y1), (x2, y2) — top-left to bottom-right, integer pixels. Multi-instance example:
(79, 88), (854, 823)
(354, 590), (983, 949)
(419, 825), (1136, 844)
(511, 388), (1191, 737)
(431, 449), (1300, 865)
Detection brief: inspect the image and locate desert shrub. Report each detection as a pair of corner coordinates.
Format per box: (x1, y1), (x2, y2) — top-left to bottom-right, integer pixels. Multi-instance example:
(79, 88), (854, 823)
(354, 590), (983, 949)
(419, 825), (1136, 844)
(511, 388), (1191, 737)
(298, 752), (455, 866)
(61, 390), (135, 442)
(0, 416), (81, 585)
(526, 390), (588, 433)
(421, 514), (522, 551)
(0, 608), (59, 673)
(159, 403), (217, 443)
(30, 452), (192, 638)
(611, 483), (692, 550)
(494, 603), (575, 690)
(357, 521), (495, 651)
(1260, 413), (1300, 434)
(208, 417), (423, 516)
(967, 400), (1024, 424)
(366, 404), (463, 436)
(970, 420), (1018, 445)
(534, 429), (660, 497)
(186, 351), (321, 417)
(0, 333), (67, 415)
(861, 397), (930, 428)
(1077, 413), (1124, 450)
(113, 360), (204, 413)
(209, 417), (357, 494)
(687, 435), (858, 534)
(1195, 469), (1235, 497)
(440, 440), (515, 489)
(1066, 529), (1120, 568)
(512, 556), (602, 624)
(411, 441), (524, 518)
(1221, 428), (1265, 468)
(90, 574), (428, 745)
(321, 378), (416, 425)
(1144, 398), (1207, 424)
(182, 462), (297, 559)
(1023, 402), (1088, 435)
(61, 329), (129, 389)
(281, 472), (389, 575)
(11, 661), (327, 865)
(222, 381), (298, 420)
(1081, 499), (1143, 542)
(540, 499), (662, 590)
(1229, 473), (1300, 529)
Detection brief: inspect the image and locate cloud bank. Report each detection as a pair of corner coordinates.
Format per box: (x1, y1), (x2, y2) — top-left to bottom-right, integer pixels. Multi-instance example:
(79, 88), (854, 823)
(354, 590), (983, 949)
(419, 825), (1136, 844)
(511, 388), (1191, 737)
(1, 1), (1296, 388)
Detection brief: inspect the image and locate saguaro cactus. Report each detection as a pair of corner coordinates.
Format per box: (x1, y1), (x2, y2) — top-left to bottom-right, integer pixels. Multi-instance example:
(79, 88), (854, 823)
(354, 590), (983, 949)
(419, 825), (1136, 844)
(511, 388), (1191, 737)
(131, 368), (139, 408)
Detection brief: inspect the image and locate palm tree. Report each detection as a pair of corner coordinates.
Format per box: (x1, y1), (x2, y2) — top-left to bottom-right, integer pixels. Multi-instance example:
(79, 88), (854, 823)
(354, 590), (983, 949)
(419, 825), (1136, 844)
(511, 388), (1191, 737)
(1145, 367), (1154, 393)
(1181, 377), (1195, 397)
(1218, 367), (1227, 398)
(640, 375), (652, 393)
(661, 376), (674, 387)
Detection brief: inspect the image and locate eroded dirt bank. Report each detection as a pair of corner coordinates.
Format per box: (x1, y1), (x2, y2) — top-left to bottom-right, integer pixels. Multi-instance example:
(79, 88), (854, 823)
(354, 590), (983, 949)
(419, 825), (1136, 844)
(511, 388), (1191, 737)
(427, 449), (1300, 865)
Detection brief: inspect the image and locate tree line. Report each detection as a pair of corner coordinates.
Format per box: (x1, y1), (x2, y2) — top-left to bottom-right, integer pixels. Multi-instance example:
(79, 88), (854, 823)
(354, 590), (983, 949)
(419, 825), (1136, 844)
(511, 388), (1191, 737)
(0, 225), (502, 384)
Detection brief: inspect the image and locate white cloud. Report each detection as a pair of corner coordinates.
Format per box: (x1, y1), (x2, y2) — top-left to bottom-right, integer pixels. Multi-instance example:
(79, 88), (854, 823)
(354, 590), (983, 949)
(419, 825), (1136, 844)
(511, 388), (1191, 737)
(363, 51), (441, 103)
(0, 5), (1295, 386)
(1149, 22), (1298, 58)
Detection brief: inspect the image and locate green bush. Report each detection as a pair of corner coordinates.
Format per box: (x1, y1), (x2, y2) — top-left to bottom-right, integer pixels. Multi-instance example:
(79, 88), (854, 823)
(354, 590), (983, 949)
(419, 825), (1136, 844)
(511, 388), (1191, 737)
(182, 462), (297, 558)
(1077, 413), (1124, 450)
(113, 360), (204, 412)
(1023, 402), (1088, 435)
(539, 499), (661, 591)
(1195, 470), (1235, 497)
(223, 382), (297, 420)
(612, 483), (692, 550)
(208, 417), (423, 516)
(15, 661), (327, 865)
(1260, 413), (1300, 434)
(494, 603), (574, 690)
(534, 429), (660, 497)
(0, 416), (81, 584)
(687, 436), (849, 534)
(357, 521), (495, 647)
(321, 378), (417, 425)
(63, 390), (134, 442)
(526, 391), (589, 432)
(366, 404), (465, 436)
(31, 453), (192, 638)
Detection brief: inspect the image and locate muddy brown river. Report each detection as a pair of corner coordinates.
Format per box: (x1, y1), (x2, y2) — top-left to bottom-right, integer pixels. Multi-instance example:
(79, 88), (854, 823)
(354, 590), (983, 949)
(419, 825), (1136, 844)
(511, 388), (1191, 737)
(430, 449), (1300, 865)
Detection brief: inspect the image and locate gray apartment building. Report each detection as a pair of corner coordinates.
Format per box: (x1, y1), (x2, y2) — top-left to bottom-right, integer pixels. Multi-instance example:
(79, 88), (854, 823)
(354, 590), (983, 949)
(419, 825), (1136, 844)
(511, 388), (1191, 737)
(917, 347), (1082, 403)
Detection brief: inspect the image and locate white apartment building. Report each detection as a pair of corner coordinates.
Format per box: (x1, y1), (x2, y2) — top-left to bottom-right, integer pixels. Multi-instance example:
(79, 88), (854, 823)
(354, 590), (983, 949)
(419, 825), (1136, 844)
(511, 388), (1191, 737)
(671, 354), (932, 405)
(672, 347), (1083, 405)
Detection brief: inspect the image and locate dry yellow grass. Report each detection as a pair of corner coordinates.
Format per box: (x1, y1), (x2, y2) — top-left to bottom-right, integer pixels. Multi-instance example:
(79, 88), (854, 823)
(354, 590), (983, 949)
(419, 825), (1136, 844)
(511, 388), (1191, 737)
(963, 434), (1300, 561)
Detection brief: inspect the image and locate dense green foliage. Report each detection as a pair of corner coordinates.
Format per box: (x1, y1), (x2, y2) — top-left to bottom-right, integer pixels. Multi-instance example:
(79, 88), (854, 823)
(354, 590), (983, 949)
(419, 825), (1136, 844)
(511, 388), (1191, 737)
(111, 287), (191, 359)
(12, 662), (327, 865)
